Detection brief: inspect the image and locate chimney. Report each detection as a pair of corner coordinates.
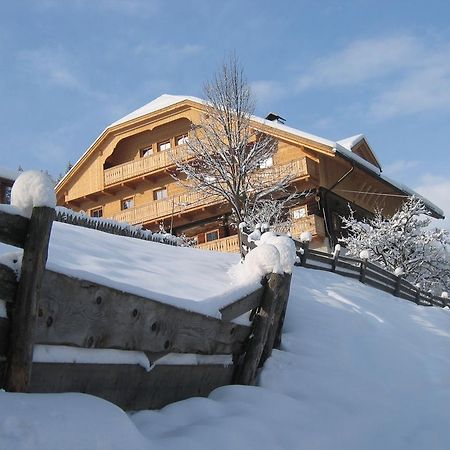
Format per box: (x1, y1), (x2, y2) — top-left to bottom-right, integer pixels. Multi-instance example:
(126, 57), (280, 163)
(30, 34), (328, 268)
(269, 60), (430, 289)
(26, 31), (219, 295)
(265, 112), (286, 124)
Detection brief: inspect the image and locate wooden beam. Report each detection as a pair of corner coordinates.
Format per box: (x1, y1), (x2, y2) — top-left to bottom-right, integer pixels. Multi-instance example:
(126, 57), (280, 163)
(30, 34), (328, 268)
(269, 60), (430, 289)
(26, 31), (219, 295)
(234, 273), (284, 385)
(0, 210), (29, 248)
(6, 206), (55, 392)
(219, 286), (264, 322)
(29, 361), (234, 411)
(35, 270), (251, 355)
(0, 263), (18, 303)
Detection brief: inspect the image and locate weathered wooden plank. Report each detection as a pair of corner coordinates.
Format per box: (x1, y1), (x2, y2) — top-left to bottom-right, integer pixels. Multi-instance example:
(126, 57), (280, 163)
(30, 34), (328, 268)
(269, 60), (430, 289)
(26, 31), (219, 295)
(333, 270), (360, 280)
(365, 268), (396, 288)
(365, 261), (397, 282)
(365, 277), (396, 296)
(29, 361), (234, 411)
(234, 273), (283, 386)
(0, 263), (17, 303)
(0, 210), (29, 248)
(338, 254), (361, 264)
(0, 317), (9, 356)
(335, 259), (360, 273)
(220, 286), (264, 322)
(307, 252), (333, 266)
(36, 270), (251, 355)
(263, 273), (292, 359)
(6, 206), (55, 392)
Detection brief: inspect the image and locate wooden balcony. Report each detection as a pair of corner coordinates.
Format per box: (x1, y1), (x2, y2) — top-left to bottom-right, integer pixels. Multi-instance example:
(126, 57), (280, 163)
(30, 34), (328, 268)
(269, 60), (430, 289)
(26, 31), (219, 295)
(196, 215), (325, 253)
(290, 214), (325, 239)
(104, 153), (317, 188)
(197, 235), (240, 253)
(111, 191), (222, 225)
(104, 145), (188, 186)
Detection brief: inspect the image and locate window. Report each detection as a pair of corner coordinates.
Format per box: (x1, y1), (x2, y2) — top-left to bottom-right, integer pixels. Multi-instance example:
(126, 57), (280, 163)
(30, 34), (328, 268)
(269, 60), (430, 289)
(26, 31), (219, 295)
(121, 197), (134, 210)
(157, 140), (171, 152)
(153, 187), (168, 201)
(140, 146), (153, 157)
(259, 157), (273, 168)
(90, 207), (103, 218)
(292, 207), (306, 220)
(176, 134), (188, 146)
(205, 229), (219, 242)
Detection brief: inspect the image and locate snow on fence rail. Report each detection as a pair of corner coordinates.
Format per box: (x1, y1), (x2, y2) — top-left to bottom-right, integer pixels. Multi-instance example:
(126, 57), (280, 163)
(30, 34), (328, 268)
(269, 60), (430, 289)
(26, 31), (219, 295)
(55, 206), (184, 246)
(0, 207), (292, 410)
(296, 244), (448, 307)
(240, 229), (448, 308)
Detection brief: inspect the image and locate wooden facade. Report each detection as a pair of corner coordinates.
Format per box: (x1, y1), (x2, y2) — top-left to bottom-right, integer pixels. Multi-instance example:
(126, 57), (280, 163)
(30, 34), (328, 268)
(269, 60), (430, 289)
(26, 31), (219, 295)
(56, 95), (443, 252)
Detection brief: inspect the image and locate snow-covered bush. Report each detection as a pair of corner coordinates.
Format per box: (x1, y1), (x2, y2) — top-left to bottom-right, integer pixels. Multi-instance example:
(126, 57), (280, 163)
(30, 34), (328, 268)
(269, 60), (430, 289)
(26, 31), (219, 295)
(340, 196), (450, 292)
(11, 170), (56, 218)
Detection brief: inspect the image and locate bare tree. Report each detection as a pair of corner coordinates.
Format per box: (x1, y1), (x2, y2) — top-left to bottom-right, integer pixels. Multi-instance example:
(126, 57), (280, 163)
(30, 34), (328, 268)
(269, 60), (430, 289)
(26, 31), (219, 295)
(172, 56), (294, 230)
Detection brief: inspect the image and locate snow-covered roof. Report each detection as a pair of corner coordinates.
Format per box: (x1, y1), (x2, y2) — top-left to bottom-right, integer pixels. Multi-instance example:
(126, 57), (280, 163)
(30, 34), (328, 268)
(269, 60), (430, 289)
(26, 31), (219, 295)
(109, 94), (204, 128)
(57, 94), (444, 218)
(0, 166), (19, 182)
(334, 142), (444, 218)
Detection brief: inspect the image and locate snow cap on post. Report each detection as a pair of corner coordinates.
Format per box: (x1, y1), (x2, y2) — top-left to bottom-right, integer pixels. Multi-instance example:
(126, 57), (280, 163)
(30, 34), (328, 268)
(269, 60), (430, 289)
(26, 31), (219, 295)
(11, 171), (56, 218)
(394, 267), (404, 277)
(441, 291), (448, 299)
(300, 231), (312, 243)
(359, 249), (370, 260)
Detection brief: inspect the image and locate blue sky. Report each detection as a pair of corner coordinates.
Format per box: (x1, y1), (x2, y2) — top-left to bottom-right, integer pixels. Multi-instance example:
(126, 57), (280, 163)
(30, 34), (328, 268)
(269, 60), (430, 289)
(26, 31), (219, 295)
(1, 0), (449, 226)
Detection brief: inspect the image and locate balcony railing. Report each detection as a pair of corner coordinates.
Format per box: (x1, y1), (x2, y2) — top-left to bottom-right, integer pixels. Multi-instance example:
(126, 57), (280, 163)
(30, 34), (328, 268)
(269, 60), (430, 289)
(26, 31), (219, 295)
(290, 214), (325, 239)
(196, 215), (325, 253)
(104, 145), (188, 186)
(197, 235), (240, 253)
(111, 191), (221, 225)
(104, 152), (317, 188)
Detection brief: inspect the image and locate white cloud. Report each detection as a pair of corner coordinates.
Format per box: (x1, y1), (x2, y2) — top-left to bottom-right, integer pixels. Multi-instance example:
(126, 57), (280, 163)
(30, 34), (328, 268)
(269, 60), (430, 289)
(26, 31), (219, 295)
(370, 64), (450, 119)
(19, 47), (83, 90)
(295, 34), (450, 120)
(18, 47), (106, 100)
(415, 175), (450, 232)
(250, 80), (286, 106)
(296, 35), (419, 90)
(383, 159), (420, 177)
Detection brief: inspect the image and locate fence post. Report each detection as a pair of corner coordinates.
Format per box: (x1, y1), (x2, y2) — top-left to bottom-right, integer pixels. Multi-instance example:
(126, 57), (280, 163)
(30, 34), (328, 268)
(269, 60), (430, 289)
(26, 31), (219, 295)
(299, 241), (309, 266)
(5, 206), (55, 392)
(261, 273), (292, 363)
(331, 244), (340, 272)
(359, 258), (367, 283)
(234, 272), (284, 386)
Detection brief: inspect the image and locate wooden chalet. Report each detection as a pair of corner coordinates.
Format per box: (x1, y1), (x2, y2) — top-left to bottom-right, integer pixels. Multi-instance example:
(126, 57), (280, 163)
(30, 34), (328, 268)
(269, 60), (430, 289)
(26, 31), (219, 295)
(56, 95), (444, 251)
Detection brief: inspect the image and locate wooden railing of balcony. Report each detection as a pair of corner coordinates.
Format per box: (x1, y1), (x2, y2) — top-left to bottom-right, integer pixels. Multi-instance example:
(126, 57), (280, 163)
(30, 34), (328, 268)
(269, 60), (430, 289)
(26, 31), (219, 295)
(196, 215), (325, 253)
(109, 157), (318, 226)
(111, 191), (221, 225)
(104, 153), (317, 188)
(290, 214), (325, 239)
(197, 235), (241, 253)
(104, 145), (188, 186)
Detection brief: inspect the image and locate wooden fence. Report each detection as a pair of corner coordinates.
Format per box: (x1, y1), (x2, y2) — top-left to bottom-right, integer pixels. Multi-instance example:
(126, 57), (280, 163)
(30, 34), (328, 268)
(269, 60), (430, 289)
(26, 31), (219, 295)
(296, 241), (448, 308)
(55, 207), (184, 246)
(0, 207), (292, 410)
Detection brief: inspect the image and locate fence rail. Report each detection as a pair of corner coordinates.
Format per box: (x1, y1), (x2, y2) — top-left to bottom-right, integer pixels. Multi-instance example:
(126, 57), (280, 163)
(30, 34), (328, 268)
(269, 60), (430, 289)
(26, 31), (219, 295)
(294, 240), (448, 308)
(0, 206), (292, 409)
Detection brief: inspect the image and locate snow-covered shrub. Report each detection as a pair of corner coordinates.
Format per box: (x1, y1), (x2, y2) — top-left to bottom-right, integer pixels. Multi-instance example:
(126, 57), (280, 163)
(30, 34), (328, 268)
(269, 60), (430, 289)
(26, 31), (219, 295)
(11, 170), (56, 218)
(340, 197), (450, 292)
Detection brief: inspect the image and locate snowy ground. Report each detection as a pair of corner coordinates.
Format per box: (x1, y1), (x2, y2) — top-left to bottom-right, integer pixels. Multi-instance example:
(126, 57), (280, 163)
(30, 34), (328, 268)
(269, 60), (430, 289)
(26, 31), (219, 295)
(1, 263), (450, 449)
